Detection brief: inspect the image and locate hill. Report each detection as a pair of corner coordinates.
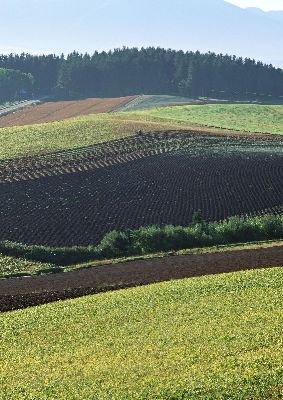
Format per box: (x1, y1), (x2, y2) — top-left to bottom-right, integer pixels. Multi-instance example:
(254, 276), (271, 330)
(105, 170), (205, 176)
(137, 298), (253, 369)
(135, 104), (283, 134)
(1, 266), (283, 399)
(1, 0), (283, 67)
(0, 104), (281, 249)
(0, 104), (282, 160)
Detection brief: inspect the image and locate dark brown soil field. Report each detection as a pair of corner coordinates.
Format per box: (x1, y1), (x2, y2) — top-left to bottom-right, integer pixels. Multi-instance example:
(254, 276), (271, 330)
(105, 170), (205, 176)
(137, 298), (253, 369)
(0, 96), (136, 127)
(0, 245), (282, 312)
(0, 132), (282, 247)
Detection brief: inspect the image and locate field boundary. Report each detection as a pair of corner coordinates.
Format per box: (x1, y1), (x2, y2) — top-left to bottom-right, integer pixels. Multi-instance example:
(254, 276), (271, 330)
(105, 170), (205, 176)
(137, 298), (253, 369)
(109, 95), (142, 112)
(1, 245), (282, 312)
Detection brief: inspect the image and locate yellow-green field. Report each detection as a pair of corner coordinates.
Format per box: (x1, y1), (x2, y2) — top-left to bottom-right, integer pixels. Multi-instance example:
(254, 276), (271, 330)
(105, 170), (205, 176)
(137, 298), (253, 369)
(1, 266), (283, 399)
(0, 104), (282, 160)
(0, 113), (192, 160)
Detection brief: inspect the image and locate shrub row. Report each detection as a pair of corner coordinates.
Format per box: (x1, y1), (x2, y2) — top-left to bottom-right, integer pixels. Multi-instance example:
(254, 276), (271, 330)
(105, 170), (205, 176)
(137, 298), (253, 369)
(0, 214), (282, 266)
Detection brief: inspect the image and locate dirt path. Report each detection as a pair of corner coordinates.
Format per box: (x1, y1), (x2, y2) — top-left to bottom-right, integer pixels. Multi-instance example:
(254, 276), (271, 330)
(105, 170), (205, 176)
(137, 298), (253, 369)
(0, 246), (282, 312)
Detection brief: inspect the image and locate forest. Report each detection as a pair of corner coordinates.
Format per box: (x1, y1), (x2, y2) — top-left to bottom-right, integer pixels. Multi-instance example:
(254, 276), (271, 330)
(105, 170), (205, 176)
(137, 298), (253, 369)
(0, 47), (282, 100)
(0, 68), (34, 102)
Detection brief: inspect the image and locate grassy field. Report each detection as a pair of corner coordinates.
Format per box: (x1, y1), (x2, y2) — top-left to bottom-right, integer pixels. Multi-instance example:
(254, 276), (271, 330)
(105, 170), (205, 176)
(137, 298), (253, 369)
(1, 266), (283, 399)
(0, 104), (282, 159)
(138, 104), (283, 134)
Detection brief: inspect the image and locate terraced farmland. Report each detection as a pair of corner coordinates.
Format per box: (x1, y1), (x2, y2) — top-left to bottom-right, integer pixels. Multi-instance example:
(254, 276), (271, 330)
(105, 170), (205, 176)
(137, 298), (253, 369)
(0, 132), (282, 247)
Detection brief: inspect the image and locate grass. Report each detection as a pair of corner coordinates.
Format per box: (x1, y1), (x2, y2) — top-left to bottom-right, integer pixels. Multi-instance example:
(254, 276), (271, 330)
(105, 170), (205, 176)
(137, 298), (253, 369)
(137, 104), (283, 135)
(1, 240), (282, 279)
(1, 104), (282, 160)
(68, 240), (283, 273)
(1, 266), (283, 399)
(0, 253), (58, 279)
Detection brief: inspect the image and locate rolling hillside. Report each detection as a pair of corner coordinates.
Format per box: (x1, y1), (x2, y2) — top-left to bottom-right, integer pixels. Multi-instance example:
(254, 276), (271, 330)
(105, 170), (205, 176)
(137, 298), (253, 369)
(1, 266), (283, 399)
(0, 104), (282, 160)
(0, 104), (281, 249)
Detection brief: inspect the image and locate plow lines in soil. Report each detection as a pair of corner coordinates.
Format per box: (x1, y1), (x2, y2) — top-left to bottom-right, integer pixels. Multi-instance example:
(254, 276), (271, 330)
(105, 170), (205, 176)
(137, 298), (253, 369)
(0, 132), (282, 247)
(0, 96), (137, 127)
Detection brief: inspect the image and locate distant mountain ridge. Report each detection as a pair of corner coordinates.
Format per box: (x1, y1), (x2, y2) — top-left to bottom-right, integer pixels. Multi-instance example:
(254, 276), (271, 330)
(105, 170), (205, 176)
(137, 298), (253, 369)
(0, 0), (282, 67)
(246, 7), (283, 23)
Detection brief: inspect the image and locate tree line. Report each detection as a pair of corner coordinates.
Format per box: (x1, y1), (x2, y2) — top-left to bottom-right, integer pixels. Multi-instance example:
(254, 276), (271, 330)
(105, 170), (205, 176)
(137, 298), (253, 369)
(0, 48), (282, 100)
(0, 68), (34, 102)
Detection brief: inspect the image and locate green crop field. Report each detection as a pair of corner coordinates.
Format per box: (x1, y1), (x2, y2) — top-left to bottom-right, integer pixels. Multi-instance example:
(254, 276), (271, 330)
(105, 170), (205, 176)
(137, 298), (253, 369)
(1, 266), (283, 399)
(137, 104), (283, 134)
(0, 104), (282, 160)
(0, 113), (193, 160)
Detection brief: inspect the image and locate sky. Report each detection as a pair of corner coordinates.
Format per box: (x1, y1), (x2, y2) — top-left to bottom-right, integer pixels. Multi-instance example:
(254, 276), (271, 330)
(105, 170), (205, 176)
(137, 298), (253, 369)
(226, 0), (283, 11)
(0, 0), (282, 67)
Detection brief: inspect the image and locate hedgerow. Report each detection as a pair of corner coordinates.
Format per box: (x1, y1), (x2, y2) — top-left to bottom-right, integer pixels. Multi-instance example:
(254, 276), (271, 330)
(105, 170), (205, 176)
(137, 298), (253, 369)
(0, 214), (282, 265)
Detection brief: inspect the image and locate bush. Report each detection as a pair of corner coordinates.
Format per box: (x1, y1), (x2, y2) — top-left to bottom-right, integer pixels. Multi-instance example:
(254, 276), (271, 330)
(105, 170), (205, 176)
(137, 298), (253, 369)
(97, 230), (134, 258)
(0, 214), (281, 265)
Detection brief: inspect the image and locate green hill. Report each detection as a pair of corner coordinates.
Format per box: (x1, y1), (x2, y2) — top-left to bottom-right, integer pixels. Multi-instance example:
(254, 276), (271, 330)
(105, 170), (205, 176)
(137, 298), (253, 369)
(0, 104), (282, 160)
(137, 104), (283, 135)
(1, 266), (283, 399)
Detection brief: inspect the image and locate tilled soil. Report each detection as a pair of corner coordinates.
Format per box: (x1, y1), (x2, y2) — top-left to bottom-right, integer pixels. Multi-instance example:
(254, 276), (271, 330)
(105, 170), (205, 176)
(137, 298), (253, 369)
(0, 246), (282, 312)
(0, 96), (137, 127)
(0, 140), (282, 246)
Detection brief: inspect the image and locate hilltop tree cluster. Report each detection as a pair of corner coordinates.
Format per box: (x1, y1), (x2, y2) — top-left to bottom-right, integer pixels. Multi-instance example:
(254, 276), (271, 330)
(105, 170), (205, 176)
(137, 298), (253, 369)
(0, 48), (282, 100)
(0, 68), (34, 102)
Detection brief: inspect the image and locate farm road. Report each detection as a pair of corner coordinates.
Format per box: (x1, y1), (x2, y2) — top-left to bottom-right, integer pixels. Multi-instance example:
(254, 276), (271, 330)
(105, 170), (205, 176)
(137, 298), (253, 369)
(0, 244), (282, 312)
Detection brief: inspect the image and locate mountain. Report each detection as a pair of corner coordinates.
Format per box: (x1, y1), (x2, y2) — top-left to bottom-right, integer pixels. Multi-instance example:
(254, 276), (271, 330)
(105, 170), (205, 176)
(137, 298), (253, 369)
(0, 0), (282, 67)
(267, 10), (283, 24)
(246, 7), (283, 23)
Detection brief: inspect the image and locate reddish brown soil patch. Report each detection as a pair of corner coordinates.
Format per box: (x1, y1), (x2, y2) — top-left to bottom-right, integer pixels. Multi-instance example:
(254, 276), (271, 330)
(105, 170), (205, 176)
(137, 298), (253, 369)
(0, 96), (136, 127)
(0, 246), (282, 312)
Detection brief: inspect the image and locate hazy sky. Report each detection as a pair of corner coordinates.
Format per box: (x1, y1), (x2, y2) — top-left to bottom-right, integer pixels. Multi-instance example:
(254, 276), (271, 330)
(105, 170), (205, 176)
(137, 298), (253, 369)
(226, 0), (283, 11)
(0, 0), (282, 67)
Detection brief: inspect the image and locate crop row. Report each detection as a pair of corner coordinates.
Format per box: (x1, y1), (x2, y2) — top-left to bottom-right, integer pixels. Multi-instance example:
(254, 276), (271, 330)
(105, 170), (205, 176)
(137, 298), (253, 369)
(0, 147), (282, 247)
(0, 131), (282, 184)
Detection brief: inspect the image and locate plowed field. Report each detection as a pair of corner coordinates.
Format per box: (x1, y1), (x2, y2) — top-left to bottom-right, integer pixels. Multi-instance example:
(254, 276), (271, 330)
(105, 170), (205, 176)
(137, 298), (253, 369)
(0, 245), (282, 312)
(0, 132), (282, 247)
(0, 96), (137, 127)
